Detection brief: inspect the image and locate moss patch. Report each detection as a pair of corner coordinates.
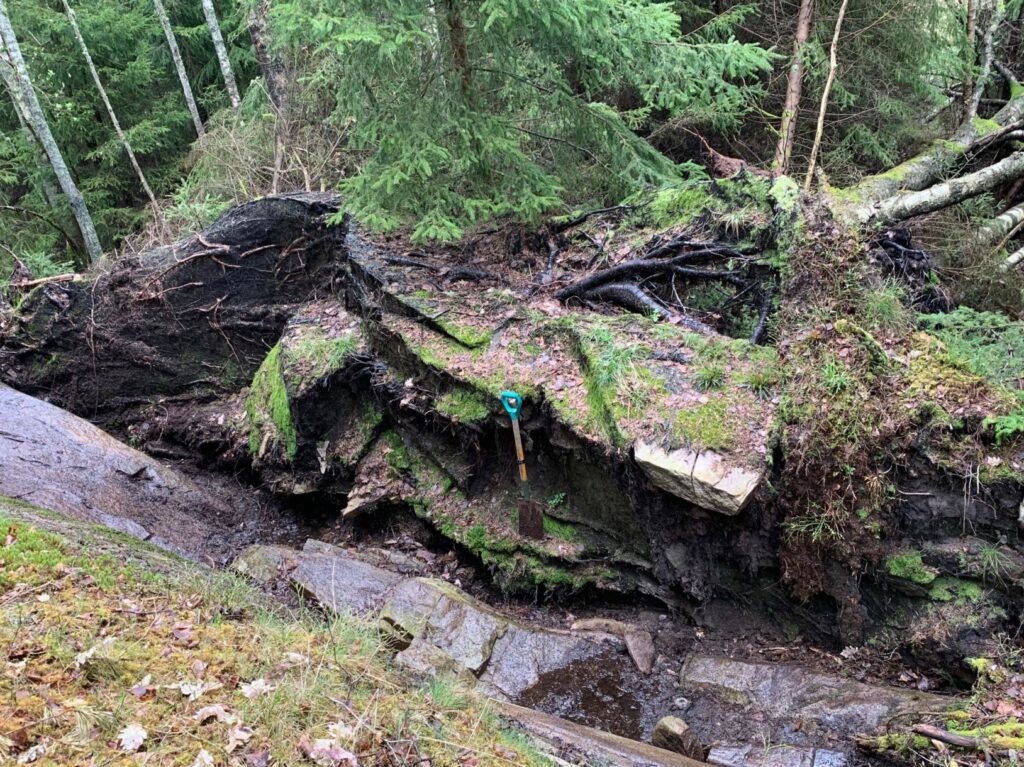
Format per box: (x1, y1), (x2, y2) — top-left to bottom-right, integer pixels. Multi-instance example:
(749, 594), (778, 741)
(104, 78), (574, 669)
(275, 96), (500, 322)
(245, 343), (297, 460)
(435, 389), (491, 423)
(886, 550), (937, 586)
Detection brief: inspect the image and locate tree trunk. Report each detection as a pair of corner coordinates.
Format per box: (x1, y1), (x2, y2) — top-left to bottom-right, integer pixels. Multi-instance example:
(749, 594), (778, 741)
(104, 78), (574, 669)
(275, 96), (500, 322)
(973, 200), (1024, 244)
(201, 0), (240, 110)
(859, 150), (1024, 224)
(803, 0), (849, 191)
(246, 0), (285, 110)
(62, 0), (159, 210)
(0, 44), (62, 214)
(152, 0), (204, 138)
(966, 0), (1002, 121)
(0, 0), (101, 266)
(773, 0), (815, 176)
(846, 88), (1024, 206)
(963, 0), (978, 119)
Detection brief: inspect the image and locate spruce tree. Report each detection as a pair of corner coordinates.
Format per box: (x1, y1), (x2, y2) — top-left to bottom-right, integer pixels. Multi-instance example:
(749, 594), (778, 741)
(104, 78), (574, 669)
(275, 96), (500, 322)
(272, 0), (772, 241)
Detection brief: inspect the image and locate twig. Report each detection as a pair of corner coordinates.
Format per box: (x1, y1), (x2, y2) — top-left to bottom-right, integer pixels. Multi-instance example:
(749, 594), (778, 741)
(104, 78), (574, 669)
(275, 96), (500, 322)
(7, 273), (78, 289)
(910, 724), (981, 749)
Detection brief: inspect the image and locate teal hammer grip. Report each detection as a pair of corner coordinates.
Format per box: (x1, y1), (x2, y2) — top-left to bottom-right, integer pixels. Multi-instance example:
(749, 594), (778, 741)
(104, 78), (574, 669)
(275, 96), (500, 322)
(500, 390), (522, 421)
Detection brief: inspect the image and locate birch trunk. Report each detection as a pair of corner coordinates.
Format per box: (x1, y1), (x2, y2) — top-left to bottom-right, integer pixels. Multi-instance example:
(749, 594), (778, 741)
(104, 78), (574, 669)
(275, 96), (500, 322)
(0, 53), (66, 223)
(773, 0), (814, 176)
(858, 151), (1024, 225)
(201, 0), (240, 110)
(153, 0), (204, 137)
(62, 0), (159, 208)
(973, 201), (1024, 245)
(803, 0), (849, 191)
(0, 0), (101, 265)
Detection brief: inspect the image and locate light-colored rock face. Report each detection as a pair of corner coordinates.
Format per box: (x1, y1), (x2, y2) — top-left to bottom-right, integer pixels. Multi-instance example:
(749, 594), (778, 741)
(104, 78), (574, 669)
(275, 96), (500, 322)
(708, 744), (847, 767)
(679, 655), (948, 740)
(381, 577), (606, 699)
(0, 383), (235, 562)
(634, 441), (763, 515)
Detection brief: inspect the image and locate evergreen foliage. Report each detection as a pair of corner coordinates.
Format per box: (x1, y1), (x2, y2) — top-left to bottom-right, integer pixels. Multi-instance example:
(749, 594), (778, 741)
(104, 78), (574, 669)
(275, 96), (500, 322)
(270, 0), (773, 241)
(0, 0), (255, 263)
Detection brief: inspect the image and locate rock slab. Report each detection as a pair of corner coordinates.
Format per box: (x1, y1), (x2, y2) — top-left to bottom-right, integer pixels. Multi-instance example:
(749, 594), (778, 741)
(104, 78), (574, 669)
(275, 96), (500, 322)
(634, 441), (762, 515)
(381, 576), (606, 699)
(708, 744), (846, 767)
(680, 655), (948, 739)
(0, 383), (235, 562)
(652, 716), (704, 760)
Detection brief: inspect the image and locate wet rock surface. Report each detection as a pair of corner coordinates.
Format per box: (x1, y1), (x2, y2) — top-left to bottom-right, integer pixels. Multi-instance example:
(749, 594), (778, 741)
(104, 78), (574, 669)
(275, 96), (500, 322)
(0, 383), (253, 563)
(679, 655), (950, 747)
(707, 743), (847, 767)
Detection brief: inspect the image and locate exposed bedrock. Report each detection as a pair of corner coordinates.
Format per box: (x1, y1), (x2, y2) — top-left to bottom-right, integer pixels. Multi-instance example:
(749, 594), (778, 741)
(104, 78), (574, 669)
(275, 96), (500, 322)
(2, 195), (1023, 660)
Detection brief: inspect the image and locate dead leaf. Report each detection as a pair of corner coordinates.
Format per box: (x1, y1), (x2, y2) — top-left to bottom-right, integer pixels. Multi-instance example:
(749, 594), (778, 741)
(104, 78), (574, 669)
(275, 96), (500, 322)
(298, 736), (359, 766)
(191, 749), (215, 767)
(226, 725), (254, 753)
(74, 637), (115, 668)
(245, 750), (271, 767)
(117, 723), (147, 753)
(195, 704), (238, 725)
(176, 679), (223, 701)
(240, 678), (275, 699)
(191, 659), (208, 678)
(130, 674), (155, 700)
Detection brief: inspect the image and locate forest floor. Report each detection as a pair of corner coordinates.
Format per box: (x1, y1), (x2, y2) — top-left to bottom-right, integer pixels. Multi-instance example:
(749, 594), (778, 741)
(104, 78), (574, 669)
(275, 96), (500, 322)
(0, 498), (560, 767)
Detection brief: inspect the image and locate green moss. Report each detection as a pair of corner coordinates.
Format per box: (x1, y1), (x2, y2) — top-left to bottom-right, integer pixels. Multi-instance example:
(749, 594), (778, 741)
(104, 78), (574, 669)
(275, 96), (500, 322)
(886, 550), (937, 586)
(649, 182), (717, 229)
(245, 344), (298, 461)
(928, 576), (985, 604)
(285, 334), (359, 389)
(435, 389), (491, 422)
(541, 515), (577, 542)
(672, 399), (740, 452)
(972, 116), (1002, 136)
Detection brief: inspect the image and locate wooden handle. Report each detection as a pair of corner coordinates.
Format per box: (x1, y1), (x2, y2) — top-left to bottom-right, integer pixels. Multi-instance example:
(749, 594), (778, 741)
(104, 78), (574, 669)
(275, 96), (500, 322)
(511, 421), (528, 487)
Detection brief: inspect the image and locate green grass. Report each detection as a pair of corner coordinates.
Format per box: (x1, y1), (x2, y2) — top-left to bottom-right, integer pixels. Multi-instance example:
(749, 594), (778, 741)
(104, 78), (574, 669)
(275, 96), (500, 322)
(0, 511), (556, 767)
(694, 363), (726, 390)
(821, 358), (854, 394)
(860, 281), (912, 334)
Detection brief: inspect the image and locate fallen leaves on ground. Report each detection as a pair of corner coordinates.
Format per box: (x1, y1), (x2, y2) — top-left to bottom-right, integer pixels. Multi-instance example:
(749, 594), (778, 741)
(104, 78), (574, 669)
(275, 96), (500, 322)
(0, 516), (553, 766)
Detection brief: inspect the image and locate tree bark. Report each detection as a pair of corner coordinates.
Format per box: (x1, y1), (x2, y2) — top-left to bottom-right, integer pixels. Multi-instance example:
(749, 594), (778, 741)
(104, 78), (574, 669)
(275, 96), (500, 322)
(860, 150), (1024, 225)
(973, 200), (1024, 244)
(201, 0), (240, 110)
(0, 0), (101, 266)
(803, 0), (848, 191)
(773, 0), (815, 176)
(845, 90), (1024, 207)
(152, 0), (204, 138)
(0, 43), (62, 213)
(963, 0), (978, 119)
(966, 0), (1002, 121)
(62, 0), (159, 210)
(246, 0), (285, 110)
